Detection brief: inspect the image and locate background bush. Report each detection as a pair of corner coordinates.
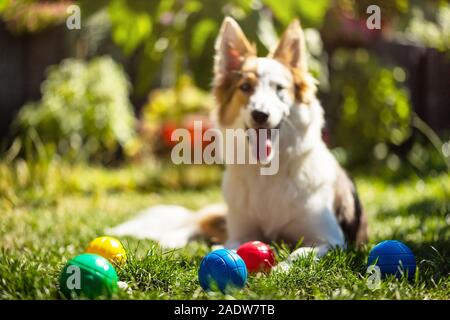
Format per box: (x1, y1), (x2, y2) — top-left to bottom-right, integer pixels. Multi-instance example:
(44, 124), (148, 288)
(14, 56), (138, 163)
(326, 49), (411, 167)
(0, 0), (448, 174)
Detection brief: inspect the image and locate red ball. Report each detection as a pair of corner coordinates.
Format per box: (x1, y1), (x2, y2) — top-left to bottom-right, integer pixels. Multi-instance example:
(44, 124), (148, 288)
(236, 241), (276, 273)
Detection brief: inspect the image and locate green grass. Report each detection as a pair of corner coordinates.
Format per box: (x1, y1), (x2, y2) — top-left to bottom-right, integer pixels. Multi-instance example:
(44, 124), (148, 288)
(0, 162), (449, 300)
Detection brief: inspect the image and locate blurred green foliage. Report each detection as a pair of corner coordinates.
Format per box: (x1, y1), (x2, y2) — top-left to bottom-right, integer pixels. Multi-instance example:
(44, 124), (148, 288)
(0, 0), (10, 13)
(14, 57), (138, 163)
(0, 158), (222, 211)
(328, 49), (411, 167)
(0, 0), (69, 33)
(142, 75), (213, 125)
(108, 0), (153, 56)
(263, 0), (329, 27)
(77, 0), (334, 94)
(331, 0), (409, 18)
(140, 75), (214, 153)
(0, 0), (448, 173)
(400, 3), (450, 52)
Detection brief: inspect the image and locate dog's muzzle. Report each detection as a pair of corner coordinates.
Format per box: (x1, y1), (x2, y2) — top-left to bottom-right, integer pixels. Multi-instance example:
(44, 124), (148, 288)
(246, 122), (281, 162)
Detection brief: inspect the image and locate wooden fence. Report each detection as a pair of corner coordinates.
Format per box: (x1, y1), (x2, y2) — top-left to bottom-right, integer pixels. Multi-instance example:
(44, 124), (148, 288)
(0, 21), (75, 141)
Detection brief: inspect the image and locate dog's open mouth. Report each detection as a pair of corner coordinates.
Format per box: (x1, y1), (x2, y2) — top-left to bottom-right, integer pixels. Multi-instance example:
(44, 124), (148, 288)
(246, 124), (280, 163)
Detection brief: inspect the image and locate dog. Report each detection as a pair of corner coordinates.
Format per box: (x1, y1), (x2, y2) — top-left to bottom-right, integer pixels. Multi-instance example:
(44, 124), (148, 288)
(108, 17), (367, 271)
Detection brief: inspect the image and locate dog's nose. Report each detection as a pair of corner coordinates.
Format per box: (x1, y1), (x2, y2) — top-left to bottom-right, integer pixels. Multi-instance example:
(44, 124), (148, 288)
(251, 110), (269, 124)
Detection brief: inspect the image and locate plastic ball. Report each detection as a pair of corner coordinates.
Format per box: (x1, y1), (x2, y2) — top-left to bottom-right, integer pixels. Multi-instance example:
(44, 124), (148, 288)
(237, 241), (276, 273)
(86, 236), (127, 266)
(59, 253), (118, 299)
(367, 240), (416, 279)
(198, 248), (247, 293)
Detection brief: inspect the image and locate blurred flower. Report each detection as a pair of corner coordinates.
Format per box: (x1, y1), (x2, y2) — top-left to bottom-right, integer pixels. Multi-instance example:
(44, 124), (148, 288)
(1, 0), (73, 33)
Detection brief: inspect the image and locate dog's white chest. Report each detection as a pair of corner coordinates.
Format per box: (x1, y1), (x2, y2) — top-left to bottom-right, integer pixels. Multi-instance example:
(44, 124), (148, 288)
(223, 157), (336, 245)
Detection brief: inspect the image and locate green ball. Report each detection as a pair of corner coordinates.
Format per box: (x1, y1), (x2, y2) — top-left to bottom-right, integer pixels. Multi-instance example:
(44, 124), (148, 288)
(59, 253), (118, 299)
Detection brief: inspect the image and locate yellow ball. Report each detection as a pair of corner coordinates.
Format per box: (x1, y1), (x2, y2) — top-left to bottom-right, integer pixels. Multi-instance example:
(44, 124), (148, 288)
(86, 236), (127, 266)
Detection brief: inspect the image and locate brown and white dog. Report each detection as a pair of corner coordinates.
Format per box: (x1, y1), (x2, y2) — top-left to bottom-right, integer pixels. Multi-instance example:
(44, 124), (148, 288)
(108, 17), (367, 271)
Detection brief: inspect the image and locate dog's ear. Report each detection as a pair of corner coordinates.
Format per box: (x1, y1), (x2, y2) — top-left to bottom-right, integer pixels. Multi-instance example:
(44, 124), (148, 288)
(270, 19), (307, 70)
(214, 17), (255, 74)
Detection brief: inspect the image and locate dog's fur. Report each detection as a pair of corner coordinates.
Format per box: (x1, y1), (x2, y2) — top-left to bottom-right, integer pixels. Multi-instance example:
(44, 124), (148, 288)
(203, 17), (367, 269)
(108, 17), (367, 270)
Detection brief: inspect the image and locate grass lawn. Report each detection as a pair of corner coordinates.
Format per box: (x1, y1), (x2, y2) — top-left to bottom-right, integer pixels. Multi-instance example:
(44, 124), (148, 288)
(0, 163), (449, 299)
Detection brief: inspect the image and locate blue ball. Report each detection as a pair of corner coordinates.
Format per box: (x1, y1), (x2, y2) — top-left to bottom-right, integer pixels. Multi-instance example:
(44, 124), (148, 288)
(198, 248), (247, 292)
(368, 240), (416, 279)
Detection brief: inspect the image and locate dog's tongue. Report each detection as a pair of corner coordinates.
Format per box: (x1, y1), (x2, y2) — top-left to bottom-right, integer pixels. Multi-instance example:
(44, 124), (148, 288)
(252, 129), (272, 162)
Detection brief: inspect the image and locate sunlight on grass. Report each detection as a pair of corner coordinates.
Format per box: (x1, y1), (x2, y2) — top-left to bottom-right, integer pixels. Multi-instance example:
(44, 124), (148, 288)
(0, 163), (449, 299)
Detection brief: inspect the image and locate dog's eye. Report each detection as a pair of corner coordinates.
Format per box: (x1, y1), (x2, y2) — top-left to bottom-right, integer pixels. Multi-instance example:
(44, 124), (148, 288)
(276, 84), (285, 92)
(239, 83), (252, 93)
